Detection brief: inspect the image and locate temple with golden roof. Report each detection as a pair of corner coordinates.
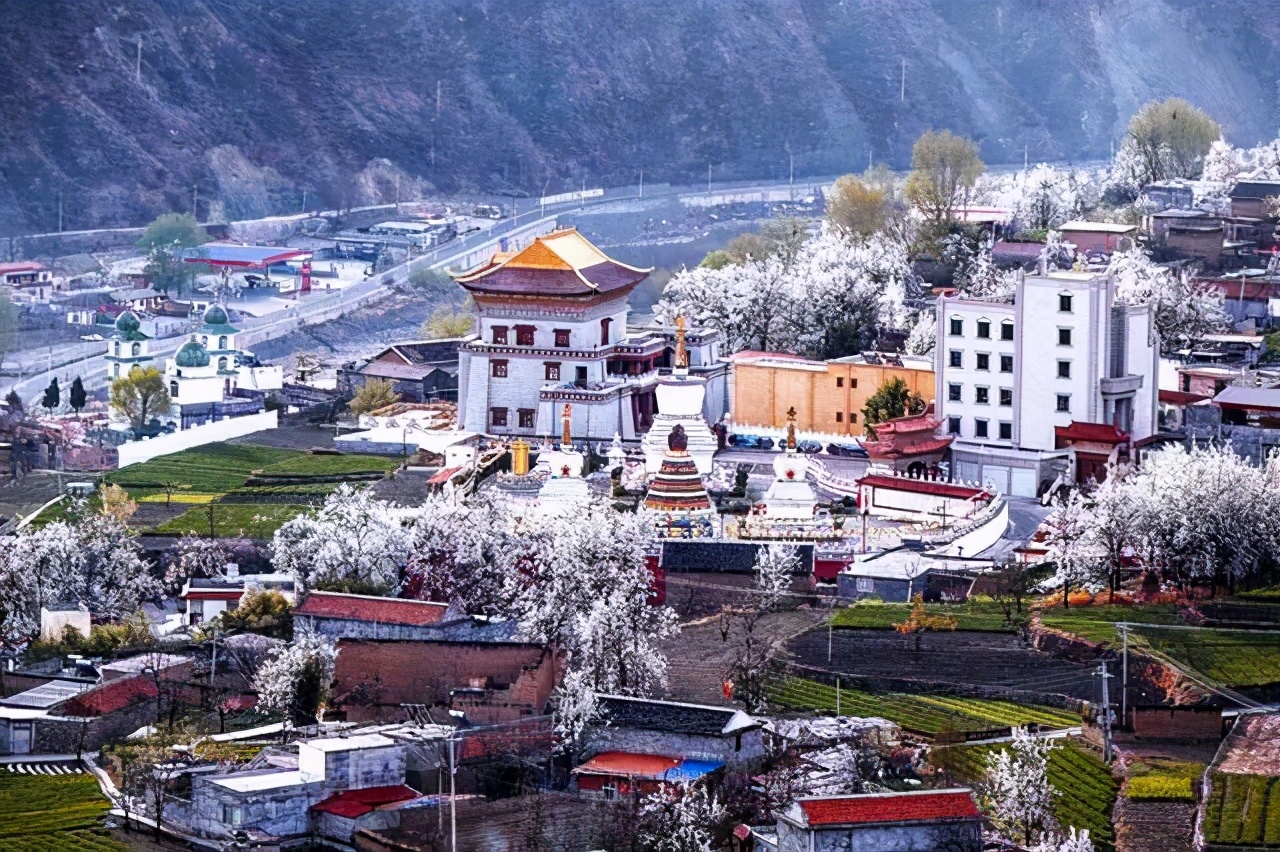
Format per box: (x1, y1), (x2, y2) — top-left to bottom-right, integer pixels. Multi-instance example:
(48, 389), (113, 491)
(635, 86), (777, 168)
(451, 228), (728, 443)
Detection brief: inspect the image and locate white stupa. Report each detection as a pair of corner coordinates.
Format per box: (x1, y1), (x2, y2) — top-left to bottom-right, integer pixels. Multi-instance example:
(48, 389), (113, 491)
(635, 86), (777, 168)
(642, 317), (717, 475)
(760, 408), (819, 520)
(537, 403), (591, 512)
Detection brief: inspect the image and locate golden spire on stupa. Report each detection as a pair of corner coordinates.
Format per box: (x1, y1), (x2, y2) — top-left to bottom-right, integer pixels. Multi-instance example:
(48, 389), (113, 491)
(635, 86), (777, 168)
(786, 406), (797, 450)
(561, 403), (572, 448)
(674, 316), (689, 372)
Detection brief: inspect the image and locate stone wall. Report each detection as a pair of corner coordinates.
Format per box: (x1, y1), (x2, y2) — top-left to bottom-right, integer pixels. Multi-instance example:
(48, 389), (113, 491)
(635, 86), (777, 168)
(661, 541), (814, 574)
(33, 699), (157, 755)
(583, 726), (765, 766)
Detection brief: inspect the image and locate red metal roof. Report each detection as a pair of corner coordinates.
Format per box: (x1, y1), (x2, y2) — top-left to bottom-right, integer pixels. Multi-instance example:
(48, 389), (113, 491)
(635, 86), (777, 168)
(59, 675), (158, 717)
(295, 591), (448, 626)
(0, 262), (42, 273)
(311, 785), (419, 818)
(862, 437), (954, 460)
(426, 466), (462, 485)
(1054, 421), (1129, 444)
(573, 751), (679, 779)
(798, 790), (981, 827)
(1159, 389), (1211, 406)
(857, 474), (989, 501)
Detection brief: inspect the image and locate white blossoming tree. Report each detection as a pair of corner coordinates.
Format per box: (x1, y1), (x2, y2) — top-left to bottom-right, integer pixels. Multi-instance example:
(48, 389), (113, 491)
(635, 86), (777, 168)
(904, 311), (936, 356)
(1, 510), (157, 640)
(985, 726), (1060, 847)
(1106, 246), (1227, 353)
(1037, 827), (1094, 852)
(253, 628), (337, 725)
(752, 544), (798, 612)
(516, 503), (678, 697)
(271, 485), (415, 594)
(404, 490), (519, 614)
(163, 534), (242, 592)
(658, 229), (910, 358)
(1042, 489), (1099, 607)
(636, 781), (725, 852)
(551, 668), (598, 762)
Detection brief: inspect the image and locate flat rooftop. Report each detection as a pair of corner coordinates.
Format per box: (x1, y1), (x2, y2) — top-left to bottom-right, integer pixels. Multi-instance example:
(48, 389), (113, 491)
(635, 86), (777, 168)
(300, 733), (396, 753)
(208, 769), (309, 793)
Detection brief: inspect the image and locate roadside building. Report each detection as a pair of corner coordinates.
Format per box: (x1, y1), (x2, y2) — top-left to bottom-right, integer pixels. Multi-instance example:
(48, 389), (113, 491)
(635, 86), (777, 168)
(768, 789), (983, 852)
(573, 751), (724, 797)
(1058, 221), (1138, 256)
(730, 351), (934, 438)
(1229, 180), (1280, 219)
(0, 261), (55, 299)
(935, 270), (1159, 493)
(343, 340), (462, 403)
(452, 228), (727, 441)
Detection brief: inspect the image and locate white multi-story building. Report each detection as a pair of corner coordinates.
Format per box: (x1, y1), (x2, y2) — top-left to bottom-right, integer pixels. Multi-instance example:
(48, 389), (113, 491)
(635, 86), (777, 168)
(453, 228), (727, 442)
(934, 270), (1158, 496)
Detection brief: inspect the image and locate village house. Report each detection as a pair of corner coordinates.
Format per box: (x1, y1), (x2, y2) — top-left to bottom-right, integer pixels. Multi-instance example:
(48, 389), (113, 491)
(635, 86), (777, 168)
(329, 638), (559, 724)
(341, 340), (463, 403)
(573, 751), (725, 798)
(935, 270), (1159, 493)
(585, 694), (766, 765)
(187, 732), (412, 843)
(1058, 220), (1138, 257)
(730, 351), (935, 439)
(453, 228), (727, 441)
(0, 656), (190, 756)
(1228, 179), (1280, 219)
(763, 789), (983, 852)
(0, 261), (56, 299)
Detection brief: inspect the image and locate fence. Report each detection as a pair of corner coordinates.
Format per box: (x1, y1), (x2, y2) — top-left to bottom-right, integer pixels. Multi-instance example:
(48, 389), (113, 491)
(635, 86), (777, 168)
(116, 410), (278, 468)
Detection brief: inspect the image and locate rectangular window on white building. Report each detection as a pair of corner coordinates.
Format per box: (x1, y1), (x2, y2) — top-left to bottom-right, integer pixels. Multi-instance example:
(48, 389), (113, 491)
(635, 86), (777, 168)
(518, 409), (535, 428)
(1056, 394), (1071, 413)
(999, 388), (1013, 406)
(1001, 321), (1014, 341)
(490, 407), (508, 427)
(1000, 355), (1013, 373)
(949, 350), (963, 368)
(1059, 293), (1073, 313)
(1057, 360), (1071, 379)
(947, 416), (961, 435)
(491, 360), (508, 378)
(1058, 327), (1072, 346)
(977, 319), (991, 339)
(974, 419), (989, 438)
(545, 363), (561, 381)
(948, 383), (962, 402)
(976, 353), (990, 371)
(950, 317), (963, 336)
(999, 421), (1012, 440)
(975, 386), (989, 404)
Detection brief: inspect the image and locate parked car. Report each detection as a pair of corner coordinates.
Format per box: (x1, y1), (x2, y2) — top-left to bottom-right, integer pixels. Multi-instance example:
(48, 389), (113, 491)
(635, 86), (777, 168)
(826, 442), (868, 458)
(729, 433), (775, 450)
(795, 439), (823, 454)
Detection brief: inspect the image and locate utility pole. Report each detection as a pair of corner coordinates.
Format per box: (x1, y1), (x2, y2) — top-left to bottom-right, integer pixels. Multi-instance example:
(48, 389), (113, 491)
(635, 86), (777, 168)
(1119, 624), (1129, 728)
(900, 59), (906, 102)
(57, 191), (63, 232)
(136, 36), (142, 83)
(209, 626), (218, 686)
(836, 677), (841, 716)
(1024, 144), (1028, 170)
(436, 80), (442, 120)
(301, 189), (307, 214)
(639, 167), (644, 199)
(1095, 661), (1114, 763)
(828, 618), (833, 663)
(789, 152), (794, 192)
(448, 737), (457, 852)
(192, 185), (198, 218)
(707, 163), (712, 195)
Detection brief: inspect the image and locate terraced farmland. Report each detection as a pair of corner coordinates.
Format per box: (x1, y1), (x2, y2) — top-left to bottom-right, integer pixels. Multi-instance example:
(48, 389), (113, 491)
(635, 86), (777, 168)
(0, 772), (126, 850)
(1135, 627), (1280, 688)
(932, 739), (1118, 850)
(767, 677), (1080, 735)
(1202, 773), (1280, 846)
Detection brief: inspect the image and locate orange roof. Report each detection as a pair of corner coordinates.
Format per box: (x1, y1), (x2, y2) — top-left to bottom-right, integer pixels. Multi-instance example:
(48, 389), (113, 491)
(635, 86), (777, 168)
(60, 675), (158, 717)
(573, 751), (679, 779)
(451, 228), (651, 297)
(295, 591), (449, 626)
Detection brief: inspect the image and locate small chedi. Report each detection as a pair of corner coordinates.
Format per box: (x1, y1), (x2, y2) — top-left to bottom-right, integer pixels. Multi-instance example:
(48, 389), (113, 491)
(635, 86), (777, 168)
(739, 407), (838, 540)
(643, 424), (717, 538)
(642, 317), (716, 475)
(536, 403), (589, 512)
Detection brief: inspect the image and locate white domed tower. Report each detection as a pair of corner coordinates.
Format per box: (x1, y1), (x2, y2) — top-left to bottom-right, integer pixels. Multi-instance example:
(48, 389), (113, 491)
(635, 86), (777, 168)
(642, 317), (717, 475)
(164, 337), (226, 412)
(198, 303), (240, 375)
(760, 407), (819, 520)
(104, 311), (154, 380)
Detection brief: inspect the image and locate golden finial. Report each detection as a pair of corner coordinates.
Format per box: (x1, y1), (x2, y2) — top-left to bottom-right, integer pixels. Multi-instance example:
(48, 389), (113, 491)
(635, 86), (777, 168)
(561, 403), (572, 447)
(675, 316), (688, 370)
(786, 406), (797, 450)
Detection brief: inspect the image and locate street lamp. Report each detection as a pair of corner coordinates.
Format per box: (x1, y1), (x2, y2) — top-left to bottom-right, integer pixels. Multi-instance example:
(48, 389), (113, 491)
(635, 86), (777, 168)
(861, 505), (870, 555)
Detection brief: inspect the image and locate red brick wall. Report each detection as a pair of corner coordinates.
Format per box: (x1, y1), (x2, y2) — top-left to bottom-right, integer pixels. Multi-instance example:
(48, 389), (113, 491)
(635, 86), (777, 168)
(1131, 706), (1223, 741)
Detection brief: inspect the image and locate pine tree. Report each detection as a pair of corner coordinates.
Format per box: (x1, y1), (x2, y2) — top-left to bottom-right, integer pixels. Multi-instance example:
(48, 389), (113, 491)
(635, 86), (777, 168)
(69, 376), (86, 414)
(42, 377), (59, 412)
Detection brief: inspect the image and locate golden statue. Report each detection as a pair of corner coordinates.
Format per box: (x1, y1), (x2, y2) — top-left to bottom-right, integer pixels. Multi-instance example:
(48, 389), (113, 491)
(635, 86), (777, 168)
(561, 403), (572, 447)
(674, 316), (689, 370)
(786, 406), (797, 450)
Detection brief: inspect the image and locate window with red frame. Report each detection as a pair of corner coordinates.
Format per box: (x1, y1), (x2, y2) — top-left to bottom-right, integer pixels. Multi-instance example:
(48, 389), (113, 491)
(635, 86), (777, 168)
(490, 407), (508, 427)
(545, 363), (561, 381)
(491, 326), (508, 345)
(554, 329), (571, 347)
(516, 326), (535, 346)
(518, 409), (535, 428)
(491, 360), (508, 378)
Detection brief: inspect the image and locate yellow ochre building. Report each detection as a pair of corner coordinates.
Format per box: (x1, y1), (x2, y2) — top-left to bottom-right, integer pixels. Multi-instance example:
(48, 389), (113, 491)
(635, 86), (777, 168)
(729, 351), (935, 438)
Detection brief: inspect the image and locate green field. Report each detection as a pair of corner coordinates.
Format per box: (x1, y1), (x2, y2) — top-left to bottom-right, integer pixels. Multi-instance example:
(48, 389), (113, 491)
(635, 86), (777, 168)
(1039, 605), (1183, 645)
(257, 454), (401, 476)
(933, 739), (1118, 850)
(1135, 626), (1280, 688)
(1203, 773), (1280, 845)
(106, 444), (298, 494)
(830, 599), (1016, 632)
(152, 503), (311, 539)
(767, 677), (1080, 735)
(0, 773), (126, 850)
(1122, 756), (1202, 802)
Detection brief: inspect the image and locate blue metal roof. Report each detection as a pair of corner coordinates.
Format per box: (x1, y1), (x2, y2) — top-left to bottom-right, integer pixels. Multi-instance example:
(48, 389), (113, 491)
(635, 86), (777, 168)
(183, 243), (311, 267)
(663, 758), (724, 782)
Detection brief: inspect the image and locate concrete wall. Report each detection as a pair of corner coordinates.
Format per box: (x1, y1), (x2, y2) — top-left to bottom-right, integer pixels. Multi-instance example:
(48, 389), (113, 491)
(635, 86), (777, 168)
(190, 776), (317, 838)
(298, 742), (406, 790)
(117, 410), (278, 468)
(777, 820), (982, 852)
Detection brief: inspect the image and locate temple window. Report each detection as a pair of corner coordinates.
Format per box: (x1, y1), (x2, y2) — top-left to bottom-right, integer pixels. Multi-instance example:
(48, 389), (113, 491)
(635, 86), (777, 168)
(545, 363), (561, 381)
(218, 335), (228, 349)
(516, 325), (535, 346)
(131, 342), (140, 356)
(977, 319), (991, 339)
(518, 409), (535, 428)
(554, 329), (570, 347)
(600, 318), (612, 345)
(491, 360), (508, 378)
(492, 326), (508, 345)
(490, 407), (508, 427)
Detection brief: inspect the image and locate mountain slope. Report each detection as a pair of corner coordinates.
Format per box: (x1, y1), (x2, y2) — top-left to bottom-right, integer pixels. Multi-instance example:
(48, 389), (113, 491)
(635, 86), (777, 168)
(1, 0), (1277, 232)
